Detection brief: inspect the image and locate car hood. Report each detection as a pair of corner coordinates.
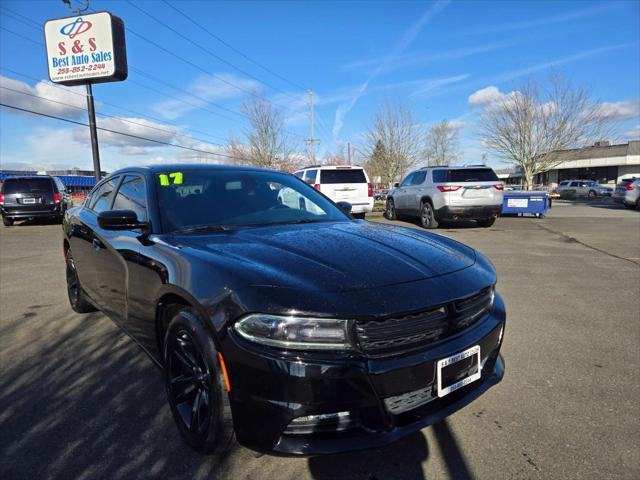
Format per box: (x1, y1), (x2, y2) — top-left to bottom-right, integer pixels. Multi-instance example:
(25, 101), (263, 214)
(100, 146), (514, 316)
(173, 221), (476, 293)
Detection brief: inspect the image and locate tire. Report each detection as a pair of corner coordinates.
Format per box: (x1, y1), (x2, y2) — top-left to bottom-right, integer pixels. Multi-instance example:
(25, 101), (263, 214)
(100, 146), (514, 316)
(419, 201), (439, 229)
(2, 217), (13, 226)
(588, 190), (596, 198)
(164, 309), (234, 454)
(477, 217), (496, 228)
(624, 203), (635, 210)
(384, 198), (397, 220)
(66, 250), (97, 313)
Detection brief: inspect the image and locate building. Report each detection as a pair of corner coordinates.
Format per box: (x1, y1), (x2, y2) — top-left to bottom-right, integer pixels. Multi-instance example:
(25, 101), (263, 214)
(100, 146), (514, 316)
(534, 140), (640, 186)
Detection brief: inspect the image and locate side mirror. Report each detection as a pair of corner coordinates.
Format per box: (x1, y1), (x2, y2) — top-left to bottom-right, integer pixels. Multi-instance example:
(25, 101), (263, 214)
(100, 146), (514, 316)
(394, 182), (400, 188)
(98, 210), (148, 231)
(336, 201), (352, 214)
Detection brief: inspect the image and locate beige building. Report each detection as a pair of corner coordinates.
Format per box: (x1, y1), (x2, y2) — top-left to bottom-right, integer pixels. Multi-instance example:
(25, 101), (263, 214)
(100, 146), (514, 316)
(535, 140), (640, 186)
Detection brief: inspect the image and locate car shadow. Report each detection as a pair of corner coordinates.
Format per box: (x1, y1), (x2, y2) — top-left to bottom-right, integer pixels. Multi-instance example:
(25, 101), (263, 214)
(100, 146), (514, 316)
(7, 217), (62, 227)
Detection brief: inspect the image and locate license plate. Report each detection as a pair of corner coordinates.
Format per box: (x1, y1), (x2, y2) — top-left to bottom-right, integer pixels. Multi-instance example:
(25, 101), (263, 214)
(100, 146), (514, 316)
(23, 198), (36, 204)
(437, 345), (481, 398)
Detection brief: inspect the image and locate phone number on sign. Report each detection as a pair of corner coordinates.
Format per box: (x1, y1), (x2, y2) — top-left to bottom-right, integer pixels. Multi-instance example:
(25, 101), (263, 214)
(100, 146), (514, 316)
(56, 64), (107, 75)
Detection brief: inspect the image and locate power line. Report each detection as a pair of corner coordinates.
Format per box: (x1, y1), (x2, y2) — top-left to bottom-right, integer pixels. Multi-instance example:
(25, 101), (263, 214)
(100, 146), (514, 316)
(161, 0), (307, 92)
(0, 102), (244, 161)
(0, 85), (225, 146)
(0, 25), (43, 46)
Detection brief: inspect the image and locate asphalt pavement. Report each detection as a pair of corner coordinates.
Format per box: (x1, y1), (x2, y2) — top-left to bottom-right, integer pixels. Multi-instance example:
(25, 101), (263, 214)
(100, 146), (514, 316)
(1, 200), (639, 480)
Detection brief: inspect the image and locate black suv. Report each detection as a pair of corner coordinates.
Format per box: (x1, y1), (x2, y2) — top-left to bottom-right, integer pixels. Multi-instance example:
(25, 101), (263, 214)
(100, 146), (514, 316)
(1, 175), (71, 226)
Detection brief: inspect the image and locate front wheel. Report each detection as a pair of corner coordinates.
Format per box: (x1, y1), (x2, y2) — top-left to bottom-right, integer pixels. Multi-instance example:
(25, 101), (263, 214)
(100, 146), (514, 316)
(477, 217), (496, 228)
(66, 250), (97, 313)
(164, 309), (234, 454)
(384, 198), (396, 220)
(420, 202), (439, 229)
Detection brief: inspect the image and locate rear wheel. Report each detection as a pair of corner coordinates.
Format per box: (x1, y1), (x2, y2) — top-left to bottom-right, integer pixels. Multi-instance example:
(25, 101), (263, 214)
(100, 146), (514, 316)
(477, 217), (496, 228)
(2, 217), (13, 227)
(384, 198), (397, 220)
(164, 309), (234, 454)
(66, 250), (97, 313)
(420, 202), (439, 229)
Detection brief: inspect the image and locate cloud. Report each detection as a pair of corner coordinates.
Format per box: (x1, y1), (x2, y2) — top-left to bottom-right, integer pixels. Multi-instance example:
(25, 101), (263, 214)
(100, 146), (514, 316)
(622, 125), (640, 139)
(332, 0), (451, 138)
(595, 100), (640, 120)
(0, 75), (86, 118)
(153, 73), (262, 119)
(72, 117), (178, 148)
(411, 74), (470, 97)
(468, 86), (505, 106)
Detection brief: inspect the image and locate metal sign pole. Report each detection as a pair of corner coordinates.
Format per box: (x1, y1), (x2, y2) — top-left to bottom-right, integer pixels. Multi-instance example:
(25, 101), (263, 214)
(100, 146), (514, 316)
(85, 83), (101, 182)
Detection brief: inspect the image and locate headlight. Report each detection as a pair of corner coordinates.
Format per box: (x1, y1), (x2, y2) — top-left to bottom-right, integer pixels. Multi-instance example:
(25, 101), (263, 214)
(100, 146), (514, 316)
(234, 314), (352, 351)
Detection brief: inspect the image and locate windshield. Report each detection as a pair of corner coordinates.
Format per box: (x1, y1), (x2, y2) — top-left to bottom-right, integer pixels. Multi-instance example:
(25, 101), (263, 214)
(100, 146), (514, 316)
(449, 169), (499, 182)
(2, 178), (53, 194)
(320, 169), (367, 184)
(156, 169), (349, 232)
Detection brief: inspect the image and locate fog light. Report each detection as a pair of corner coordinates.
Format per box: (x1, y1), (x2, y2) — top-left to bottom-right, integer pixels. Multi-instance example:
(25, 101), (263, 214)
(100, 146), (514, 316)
(283, 411), (356, 435)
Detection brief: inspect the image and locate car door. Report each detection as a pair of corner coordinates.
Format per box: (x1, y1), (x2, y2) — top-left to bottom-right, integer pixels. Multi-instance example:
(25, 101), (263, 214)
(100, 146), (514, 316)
(394, 172), (415, 212)
(405, 170), (427, 214)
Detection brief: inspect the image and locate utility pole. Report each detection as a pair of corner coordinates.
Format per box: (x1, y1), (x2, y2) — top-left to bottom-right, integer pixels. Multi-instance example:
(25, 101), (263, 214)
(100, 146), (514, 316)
(305, 89), (320, 164)
(85, 84), (101, 182)
(347, 142), (351, 165)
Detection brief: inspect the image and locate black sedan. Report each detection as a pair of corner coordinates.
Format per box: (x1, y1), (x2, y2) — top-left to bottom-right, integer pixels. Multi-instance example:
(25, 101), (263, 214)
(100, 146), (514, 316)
(62, 165), (505, 456)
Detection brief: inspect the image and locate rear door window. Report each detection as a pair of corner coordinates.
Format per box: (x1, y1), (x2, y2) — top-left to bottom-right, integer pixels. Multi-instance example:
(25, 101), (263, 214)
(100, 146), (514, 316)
(320, 169), (366, 184)
(2, 178), (53, 194)
(90, 177), (120, 213)
(449, 169), (499, 182)
(432, 170), (448, 183)
(304, 169), (317, 184)
(112, 175), (147, 221)
(411, 171), (426, 185)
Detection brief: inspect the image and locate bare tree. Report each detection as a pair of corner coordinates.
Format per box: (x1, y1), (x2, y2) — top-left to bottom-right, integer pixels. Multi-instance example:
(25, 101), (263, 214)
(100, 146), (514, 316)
(322, 146), (350, 165)
(480, 76), (613, 189)
(362, 101), (422, 186)
(227, 96), (299, 171)
(424, 120), (459, 166)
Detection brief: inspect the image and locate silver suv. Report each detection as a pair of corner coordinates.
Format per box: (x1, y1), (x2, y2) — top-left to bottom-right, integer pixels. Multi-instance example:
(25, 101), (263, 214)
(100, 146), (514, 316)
(385, 166), (504, 228)
(613, 178), (639, 209)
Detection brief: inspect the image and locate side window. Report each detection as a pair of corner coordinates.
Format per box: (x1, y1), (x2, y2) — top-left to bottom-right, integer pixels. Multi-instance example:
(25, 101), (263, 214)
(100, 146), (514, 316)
(90, 177), (120, 213)
(112, 175), (147, 221)
(432, 170), (448, 183)
(294, 171), (303, 178)
(400, 172), (415, 187)
(569, 181), (580, 187)
(411, 171), (426, 185)
(304, 169), (317, 184)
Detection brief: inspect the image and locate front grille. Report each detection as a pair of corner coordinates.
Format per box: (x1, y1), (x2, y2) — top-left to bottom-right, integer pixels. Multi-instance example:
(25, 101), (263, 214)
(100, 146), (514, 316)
(355, 287), (493, 355)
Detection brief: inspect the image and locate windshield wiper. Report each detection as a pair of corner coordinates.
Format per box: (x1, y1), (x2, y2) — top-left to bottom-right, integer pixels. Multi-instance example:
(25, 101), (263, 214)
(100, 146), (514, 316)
(172, 224), (233, 234)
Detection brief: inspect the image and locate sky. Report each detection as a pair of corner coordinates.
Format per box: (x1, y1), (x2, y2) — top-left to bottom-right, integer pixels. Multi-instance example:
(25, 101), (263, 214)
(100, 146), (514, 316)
(0, 0), (639, 173)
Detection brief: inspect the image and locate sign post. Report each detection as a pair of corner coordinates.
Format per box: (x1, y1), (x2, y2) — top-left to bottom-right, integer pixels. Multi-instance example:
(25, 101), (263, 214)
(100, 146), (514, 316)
(44, 8), (127, 182)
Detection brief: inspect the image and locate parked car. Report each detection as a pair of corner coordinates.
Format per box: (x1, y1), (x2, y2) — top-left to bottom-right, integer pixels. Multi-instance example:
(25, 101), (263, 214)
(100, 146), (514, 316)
(613, 178), (639, 209)
(293, 165), (374, 219)
(63, 165), (505, 455)
(556, 180), (605, 198)
(374, 189), (389, 201)
(385, 166), (504, 228)
(0, 175), (71, 226)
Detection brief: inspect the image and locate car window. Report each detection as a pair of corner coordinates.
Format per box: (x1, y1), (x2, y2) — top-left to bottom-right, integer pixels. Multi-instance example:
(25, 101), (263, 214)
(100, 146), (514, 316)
(319, 169), (367, 184)
(400, 172), (415, 187)
(303, 169), (317, 184)
(432, 170), (448, 183)
(112, 175), (147, 221)
(449, 169), (499, 182)
(294, 171), (303, 178)
(411, 171), (426, 185)
(90, 177), (120, 213)
(2, 178), (53, 194)
(155, 169), (348, 232)
(559, 181), (569, 186)
(569, 181), (580, 187)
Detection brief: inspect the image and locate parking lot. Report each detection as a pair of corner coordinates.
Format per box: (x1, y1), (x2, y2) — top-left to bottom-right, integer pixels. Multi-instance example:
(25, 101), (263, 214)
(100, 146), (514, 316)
(1, 200), (638, 480)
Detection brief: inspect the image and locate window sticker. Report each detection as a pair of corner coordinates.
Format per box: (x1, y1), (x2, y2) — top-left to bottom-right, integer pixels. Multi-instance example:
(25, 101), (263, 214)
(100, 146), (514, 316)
(159, 172), (183, 186)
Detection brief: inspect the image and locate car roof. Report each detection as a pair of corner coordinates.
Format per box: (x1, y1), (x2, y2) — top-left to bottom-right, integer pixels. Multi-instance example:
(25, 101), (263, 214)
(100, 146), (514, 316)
(297, 165), (364, 170)
(414, 165), (493, 171)
(3, 175), (53, 180)
(109, 163), (282, 177)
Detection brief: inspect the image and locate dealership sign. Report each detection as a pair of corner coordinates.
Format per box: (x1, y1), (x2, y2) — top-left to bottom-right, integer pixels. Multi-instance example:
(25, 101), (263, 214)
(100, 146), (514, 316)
(44, 12), (127, 86)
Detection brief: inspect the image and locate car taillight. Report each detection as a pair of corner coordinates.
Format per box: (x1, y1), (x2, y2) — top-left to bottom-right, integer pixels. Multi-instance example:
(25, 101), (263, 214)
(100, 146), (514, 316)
(314, 184), (321, 191)
(625, 183), (634, 191)
(437, 185), (461, 192)
(368, 182), (373, 197)
(493, 184), (504, 190)
(0, 193), (4, 205)
(53, 192), (61, 203)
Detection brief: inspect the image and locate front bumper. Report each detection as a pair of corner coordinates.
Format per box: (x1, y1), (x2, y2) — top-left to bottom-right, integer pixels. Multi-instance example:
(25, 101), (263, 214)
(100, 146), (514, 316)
(436, 204), (502, 221)
(221, 296), (505, 455)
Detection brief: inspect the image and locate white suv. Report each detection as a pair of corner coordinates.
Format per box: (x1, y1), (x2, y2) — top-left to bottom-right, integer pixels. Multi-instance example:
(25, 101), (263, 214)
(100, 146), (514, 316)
(293, 165), (374, 218)
(385, 166), (504, 228)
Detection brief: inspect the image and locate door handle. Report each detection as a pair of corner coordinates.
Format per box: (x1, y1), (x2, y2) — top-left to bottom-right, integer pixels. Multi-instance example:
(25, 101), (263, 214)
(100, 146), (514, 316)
(92, 238), (102, 250)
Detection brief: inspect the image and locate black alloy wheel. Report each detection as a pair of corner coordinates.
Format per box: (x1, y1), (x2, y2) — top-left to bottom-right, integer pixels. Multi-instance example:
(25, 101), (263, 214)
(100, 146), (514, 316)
(164, 309), (234, 454)
(385, 198), (397, 220)
(65, 250), (97, 313)
(420, 202), (439, 229)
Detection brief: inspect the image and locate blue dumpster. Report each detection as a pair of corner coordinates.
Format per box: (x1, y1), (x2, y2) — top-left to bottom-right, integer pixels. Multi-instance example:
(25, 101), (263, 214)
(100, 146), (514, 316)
(501, 191), (551, 218)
